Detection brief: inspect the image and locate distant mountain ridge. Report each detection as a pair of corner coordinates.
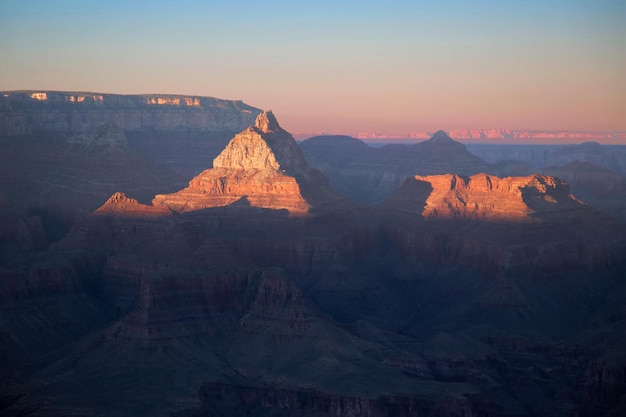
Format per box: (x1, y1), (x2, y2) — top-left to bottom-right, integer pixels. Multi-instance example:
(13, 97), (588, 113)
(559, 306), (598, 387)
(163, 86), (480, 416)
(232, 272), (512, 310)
(352, 128), (626, 142)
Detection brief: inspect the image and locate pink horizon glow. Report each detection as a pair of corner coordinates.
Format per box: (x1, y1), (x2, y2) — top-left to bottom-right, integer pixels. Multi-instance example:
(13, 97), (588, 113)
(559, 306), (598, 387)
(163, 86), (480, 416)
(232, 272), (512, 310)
(1, 1), (624, 136)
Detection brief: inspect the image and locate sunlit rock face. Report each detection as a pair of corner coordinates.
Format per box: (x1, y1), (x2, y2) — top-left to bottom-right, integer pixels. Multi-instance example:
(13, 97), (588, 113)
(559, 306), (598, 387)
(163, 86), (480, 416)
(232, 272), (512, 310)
(379, 172), (625, 280)
(213, 110), (310, 176)
(93, 192), (172, 218)
(153, 111), (346, 215)
(383, 173), (581, 222)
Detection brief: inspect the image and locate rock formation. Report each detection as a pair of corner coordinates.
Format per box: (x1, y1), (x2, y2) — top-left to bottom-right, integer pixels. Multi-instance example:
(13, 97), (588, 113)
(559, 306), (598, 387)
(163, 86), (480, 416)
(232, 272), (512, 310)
(93, 192), (171, 218)
(152, 111), (347, 215)
(300, 131), (490, 204)
(378, 172), (626, 282)
(0, 90), (261, 135)
(382, 173), (583, 222)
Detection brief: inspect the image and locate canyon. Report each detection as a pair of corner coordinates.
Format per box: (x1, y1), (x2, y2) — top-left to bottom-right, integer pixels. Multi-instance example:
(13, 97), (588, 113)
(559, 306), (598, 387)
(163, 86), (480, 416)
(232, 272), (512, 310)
(1, 93), (626, 417)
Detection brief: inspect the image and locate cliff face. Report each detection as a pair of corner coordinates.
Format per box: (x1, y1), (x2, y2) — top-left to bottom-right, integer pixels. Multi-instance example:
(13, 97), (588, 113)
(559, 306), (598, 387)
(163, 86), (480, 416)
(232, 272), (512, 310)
(0, 90), (261, 136)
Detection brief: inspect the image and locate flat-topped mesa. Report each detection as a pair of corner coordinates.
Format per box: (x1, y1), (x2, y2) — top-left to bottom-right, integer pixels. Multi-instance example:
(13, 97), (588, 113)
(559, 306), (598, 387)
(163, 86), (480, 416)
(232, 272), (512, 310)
(382, 173), (585, 222)
(153, 111), (345, 215)
(0, 90), (261, 135)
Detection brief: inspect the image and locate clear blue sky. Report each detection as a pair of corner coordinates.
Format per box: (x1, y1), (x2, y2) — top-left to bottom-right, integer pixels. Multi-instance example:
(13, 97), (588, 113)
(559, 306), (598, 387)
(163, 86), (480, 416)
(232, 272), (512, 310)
(1, 0), (624, 134)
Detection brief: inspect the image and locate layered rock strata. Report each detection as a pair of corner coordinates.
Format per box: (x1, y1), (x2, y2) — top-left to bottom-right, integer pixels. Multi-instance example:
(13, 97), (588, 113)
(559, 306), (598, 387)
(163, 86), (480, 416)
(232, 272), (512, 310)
(0, 91), (260, 135)
(94, 192), (171, 218)
(382, 173), (583, 222)
(379, 173), (626, 279)
(152, 111), (346, 215)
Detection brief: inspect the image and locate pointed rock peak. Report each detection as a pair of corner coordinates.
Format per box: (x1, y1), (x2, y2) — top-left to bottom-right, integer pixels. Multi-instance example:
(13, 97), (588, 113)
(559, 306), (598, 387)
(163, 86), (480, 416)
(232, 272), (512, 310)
(105, 191), (133, 204)
(430, 130), (453, 142)
(254, 110), (281, 133)
(95, 192), (171, 217)
(214, 110), (310, 176)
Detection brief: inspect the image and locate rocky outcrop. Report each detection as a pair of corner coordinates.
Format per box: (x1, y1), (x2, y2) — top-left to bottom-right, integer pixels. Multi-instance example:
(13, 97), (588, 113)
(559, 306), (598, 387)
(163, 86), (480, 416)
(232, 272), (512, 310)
(153, 111), (348, 215)
(0, 91), (261, 136)
(213, 111), (310, 176)
(93, 192), (171, 217)
(382, 173), (582, 222)
(379, 172), (626, 279)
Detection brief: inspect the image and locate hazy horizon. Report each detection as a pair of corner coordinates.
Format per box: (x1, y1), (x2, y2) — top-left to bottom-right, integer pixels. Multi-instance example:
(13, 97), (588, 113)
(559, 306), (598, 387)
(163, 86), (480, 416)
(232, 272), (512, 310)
(1, 0), (625, 135)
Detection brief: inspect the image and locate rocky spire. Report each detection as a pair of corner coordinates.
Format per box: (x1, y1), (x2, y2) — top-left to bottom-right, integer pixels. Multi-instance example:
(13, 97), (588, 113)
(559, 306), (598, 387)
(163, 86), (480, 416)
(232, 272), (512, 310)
(212, 110), (309, 175)
(254, 110), (281, 133)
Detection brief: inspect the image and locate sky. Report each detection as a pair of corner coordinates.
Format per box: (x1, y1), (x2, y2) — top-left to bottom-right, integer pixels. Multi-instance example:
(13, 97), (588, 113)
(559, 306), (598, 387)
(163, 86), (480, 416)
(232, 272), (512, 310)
(1, 0), (625, 135)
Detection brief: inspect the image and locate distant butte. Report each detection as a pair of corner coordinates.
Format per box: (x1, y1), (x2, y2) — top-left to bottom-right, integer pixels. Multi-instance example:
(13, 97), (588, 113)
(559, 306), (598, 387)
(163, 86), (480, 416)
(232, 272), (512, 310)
(382, 173), (588, 222)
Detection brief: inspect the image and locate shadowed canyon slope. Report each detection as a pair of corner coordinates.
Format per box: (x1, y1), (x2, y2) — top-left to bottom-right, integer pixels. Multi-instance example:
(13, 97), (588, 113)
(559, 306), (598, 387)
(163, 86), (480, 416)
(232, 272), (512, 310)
(1, 90), (263, 177)
(0, 123), (186, 209)
(1, 100), (626, 416)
